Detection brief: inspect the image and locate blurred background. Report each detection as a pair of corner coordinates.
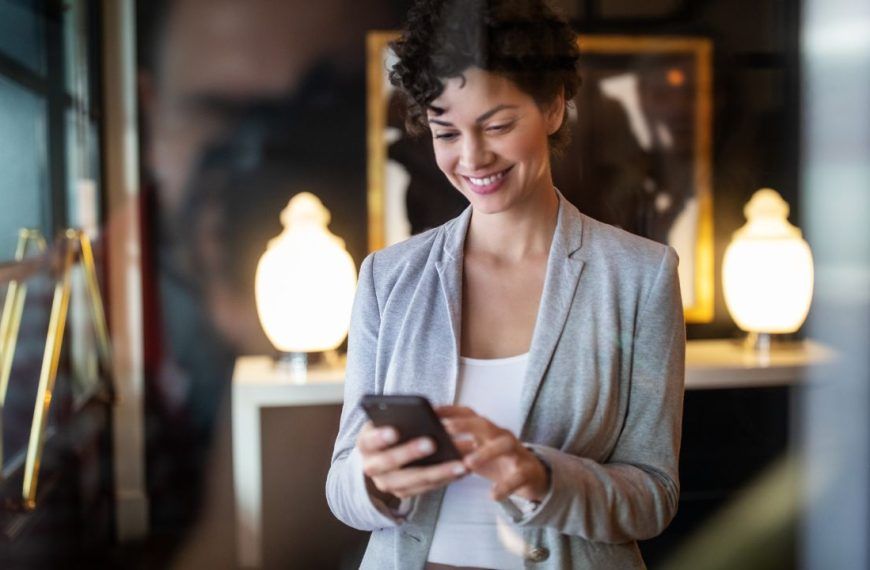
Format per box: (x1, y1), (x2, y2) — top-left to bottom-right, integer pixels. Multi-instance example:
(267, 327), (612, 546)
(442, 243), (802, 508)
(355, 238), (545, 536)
(0, 0), (867, 568)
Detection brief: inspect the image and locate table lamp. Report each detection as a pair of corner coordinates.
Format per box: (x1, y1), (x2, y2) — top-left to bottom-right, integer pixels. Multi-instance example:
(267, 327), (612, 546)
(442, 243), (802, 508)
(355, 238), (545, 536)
(722, 188), (814, 352)
(254, 192), (356, 380)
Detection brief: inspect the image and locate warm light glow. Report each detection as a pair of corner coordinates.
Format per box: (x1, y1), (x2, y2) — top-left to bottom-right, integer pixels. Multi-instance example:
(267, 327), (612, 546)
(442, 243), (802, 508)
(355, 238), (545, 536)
(255, 192), (357, 352)
(723, 188), (814, 334)
(666, 68), (686, 87)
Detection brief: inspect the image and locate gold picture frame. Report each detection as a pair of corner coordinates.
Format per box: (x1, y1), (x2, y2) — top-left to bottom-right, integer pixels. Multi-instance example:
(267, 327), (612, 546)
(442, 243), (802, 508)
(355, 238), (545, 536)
(366, 32), (714, 323)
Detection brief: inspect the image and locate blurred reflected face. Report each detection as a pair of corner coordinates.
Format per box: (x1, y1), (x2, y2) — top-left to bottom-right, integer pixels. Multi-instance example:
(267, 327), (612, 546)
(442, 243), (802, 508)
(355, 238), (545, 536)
(145, 0), (382, 218)
(427, 67), (563, 215)
(140, 0), (386, 353)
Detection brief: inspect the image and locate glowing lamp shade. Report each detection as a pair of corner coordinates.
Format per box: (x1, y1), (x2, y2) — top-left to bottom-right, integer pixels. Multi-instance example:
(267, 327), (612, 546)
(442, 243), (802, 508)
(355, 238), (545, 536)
(255, 192), (357, 353)
(722, 188), (814, 334)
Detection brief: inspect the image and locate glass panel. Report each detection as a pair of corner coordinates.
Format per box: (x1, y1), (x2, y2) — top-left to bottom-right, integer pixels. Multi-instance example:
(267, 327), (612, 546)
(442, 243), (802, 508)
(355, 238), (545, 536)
(0, 270), (52, 475)
(65, 108), (100, 233)
(65, 106), (103, 408)
(0, 75), (47, 259)
(0, 0), (45, 75)
(63, 0), (89, 103)
(69, 263), (101, 408)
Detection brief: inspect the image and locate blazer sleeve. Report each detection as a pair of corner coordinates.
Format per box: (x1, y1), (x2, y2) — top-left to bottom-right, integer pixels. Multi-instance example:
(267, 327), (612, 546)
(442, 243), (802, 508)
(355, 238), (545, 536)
(325, 253), (407, 530)
(513, 246), (686, 543)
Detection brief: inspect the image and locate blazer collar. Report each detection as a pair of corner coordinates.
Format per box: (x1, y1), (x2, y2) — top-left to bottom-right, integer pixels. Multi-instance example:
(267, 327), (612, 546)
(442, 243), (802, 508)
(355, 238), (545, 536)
(442, 188), (584, 261)
(436, 189), (586, 432)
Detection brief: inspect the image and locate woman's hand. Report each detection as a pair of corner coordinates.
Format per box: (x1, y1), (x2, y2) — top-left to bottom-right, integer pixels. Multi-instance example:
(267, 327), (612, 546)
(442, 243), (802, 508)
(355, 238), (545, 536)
(438, 406), (550, 503)
(355, 422), (468, 503)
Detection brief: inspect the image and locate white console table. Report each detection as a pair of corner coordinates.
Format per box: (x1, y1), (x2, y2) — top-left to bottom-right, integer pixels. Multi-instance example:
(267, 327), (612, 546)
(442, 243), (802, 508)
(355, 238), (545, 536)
(232, 357), (345, 569)
(684, 339), (835, 389)
(232, 339), (835, 568)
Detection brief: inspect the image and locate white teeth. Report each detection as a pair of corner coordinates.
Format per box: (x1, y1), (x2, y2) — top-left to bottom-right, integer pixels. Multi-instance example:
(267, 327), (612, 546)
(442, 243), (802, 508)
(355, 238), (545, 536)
(468, 170), (506, 186)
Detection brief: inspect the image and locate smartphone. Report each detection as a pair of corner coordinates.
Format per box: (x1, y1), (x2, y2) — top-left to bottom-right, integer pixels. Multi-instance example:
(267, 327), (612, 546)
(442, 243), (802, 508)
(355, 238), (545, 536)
(361, 394), (461, 467)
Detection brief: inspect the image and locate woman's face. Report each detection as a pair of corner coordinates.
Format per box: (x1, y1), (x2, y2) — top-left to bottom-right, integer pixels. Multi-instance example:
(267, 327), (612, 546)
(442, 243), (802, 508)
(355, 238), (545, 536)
(427, 67), (564, 215)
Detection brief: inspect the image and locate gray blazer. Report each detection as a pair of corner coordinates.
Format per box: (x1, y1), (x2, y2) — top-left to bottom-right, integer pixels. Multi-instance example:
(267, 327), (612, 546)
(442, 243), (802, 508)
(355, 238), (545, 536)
(326, 191), (686, 569)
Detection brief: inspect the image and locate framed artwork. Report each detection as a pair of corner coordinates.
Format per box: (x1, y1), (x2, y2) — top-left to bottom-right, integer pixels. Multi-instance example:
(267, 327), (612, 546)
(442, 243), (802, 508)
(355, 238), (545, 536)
(367, 32), (713, 323)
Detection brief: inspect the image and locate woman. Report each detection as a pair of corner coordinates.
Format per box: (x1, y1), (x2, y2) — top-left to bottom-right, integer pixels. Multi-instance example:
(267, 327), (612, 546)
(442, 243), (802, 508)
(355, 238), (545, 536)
(326, 1), (686, 568)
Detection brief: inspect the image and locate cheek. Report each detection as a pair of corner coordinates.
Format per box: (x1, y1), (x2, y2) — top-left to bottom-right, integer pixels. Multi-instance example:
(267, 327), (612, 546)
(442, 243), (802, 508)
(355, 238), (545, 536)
(433, 146), (456, 177)
(502, 122), (550, 164)
(508, 133), (549, 167)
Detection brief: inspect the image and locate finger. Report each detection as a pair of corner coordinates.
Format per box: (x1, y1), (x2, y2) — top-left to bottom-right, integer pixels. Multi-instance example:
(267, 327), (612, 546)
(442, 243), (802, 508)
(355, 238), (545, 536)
(435, 405), (477, 418)
(442, 417), (496, 440)
(390, 461), (467, 497)
(453, 437), (476, 456)
(362, 437), (435, 477)
(442, 416), (488, 434)
(490, 463), (534, 501)
(491, 465), (531, 502)
(383, 461), (468, 499)
(357, 424), (399, 454)
(465, 434), (517, 469)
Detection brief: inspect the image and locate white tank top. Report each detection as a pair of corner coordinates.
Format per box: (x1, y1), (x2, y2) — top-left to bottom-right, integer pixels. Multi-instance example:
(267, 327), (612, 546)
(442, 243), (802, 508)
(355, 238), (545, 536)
(427, 352), (529, 569)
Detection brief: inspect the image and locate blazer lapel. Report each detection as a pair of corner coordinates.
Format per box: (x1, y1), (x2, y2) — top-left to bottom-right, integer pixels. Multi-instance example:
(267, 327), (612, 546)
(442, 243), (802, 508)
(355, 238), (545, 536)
(518, 193), (585, 436)
(434, 206), (472, 405)
(429, 195), (585, 424)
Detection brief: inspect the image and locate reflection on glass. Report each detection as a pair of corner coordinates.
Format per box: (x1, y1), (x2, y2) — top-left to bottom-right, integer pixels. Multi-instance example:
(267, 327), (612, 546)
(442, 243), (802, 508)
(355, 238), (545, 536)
(0, 271), (52, 476)
(0, 75), (47, 258)
(63, 0), (90, 103)
(0, 0), (46, 75)
(65, 108), (100, 234)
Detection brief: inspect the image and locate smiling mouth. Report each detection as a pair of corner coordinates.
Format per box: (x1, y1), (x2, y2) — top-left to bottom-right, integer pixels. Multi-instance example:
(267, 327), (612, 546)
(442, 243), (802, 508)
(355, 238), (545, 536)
(464, 166), (513, 187)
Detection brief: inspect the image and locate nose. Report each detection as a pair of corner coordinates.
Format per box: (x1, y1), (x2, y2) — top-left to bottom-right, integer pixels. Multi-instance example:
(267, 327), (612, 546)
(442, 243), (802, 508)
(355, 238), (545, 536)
(459, 133), (493, 172)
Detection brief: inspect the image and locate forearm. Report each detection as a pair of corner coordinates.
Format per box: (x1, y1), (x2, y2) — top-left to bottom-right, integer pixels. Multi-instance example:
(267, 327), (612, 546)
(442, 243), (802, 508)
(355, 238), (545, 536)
(326, 252), (404, 530)
(511, 444), (679, 543)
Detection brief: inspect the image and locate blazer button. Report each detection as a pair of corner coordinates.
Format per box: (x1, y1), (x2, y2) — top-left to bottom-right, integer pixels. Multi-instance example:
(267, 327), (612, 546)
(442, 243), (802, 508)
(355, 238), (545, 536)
(527, 546), (550, 562)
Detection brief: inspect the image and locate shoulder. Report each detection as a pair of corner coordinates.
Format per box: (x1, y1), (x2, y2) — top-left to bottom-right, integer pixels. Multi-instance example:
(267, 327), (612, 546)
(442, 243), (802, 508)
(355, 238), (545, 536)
(568, 209), (679, 308)
(579, 211), (677, 276)
(360, 211), (465, 294)
(367, 226), (441, 273)
(569, 212), (682, 324)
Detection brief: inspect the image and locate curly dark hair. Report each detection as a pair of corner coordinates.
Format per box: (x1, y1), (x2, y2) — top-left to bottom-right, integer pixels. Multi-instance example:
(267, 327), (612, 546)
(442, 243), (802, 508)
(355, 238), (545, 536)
(389, 0), (580, 153)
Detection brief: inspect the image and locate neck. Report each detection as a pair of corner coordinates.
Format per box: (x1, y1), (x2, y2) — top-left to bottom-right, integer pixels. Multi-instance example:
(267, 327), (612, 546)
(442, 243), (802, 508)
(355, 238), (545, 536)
(465, 185), (559, 262)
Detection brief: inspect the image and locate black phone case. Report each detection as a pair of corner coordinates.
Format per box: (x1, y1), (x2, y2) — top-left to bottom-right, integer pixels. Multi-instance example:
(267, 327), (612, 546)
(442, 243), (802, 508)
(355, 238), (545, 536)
(361, 394), (461, 467)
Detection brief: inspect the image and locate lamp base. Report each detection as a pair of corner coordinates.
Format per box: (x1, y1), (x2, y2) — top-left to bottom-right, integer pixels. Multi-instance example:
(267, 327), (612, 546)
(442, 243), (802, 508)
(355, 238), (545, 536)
(274, 349), (344, 383)
(276, 352), (309, 383)
(745, 332), (772, 354)
(737, 332), (808, 366)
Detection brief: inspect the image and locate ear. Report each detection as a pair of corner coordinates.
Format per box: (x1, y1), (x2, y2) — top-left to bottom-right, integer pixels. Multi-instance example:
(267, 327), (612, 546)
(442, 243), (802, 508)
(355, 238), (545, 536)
(544, 90), (566, 136)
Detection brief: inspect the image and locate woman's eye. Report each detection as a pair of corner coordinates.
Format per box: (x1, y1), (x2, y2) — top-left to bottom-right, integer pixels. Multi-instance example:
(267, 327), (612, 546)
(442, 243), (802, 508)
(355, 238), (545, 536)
(486, 123), (513, 133)
(434, 132), (459, 141)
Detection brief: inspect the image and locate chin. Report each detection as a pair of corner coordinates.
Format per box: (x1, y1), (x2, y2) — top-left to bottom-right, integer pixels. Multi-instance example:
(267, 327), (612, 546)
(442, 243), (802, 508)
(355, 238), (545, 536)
(466, 193), (517, 215)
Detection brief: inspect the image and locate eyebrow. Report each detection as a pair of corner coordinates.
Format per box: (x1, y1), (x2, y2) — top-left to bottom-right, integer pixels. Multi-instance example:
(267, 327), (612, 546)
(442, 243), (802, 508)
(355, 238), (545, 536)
(427, 104), (519, 127)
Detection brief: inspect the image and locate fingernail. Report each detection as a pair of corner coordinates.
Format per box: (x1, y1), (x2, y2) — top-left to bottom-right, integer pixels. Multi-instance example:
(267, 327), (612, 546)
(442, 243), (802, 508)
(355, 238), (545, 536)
(418, 439), (434, 454)
(381, 429), (397, 444)
(452, 463), (466, 476)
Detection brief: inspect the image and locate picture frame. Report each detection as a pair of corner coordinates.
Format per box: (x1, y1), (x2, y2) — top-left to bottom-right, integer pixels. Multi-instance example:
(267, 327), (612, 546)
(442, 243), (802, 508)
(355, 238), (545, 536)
(367, 32), (713, 323)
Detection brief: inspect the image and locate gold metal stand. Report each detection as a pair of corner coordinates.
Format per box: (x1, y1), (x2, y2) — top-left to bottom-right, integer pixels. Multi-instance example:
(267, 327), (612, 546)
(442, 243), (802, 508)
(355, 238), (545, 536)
(0, 229), (47, 481)
(0, 229), (112, 509)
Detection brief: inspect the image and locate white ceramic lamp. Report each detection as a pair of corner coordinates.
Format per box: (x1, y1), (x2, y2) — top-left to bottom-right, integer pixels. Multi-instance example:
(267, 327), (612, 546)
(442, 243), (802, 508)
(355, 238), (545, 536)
(255, 192), (356, 377)
(722, 188), (814, 349)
